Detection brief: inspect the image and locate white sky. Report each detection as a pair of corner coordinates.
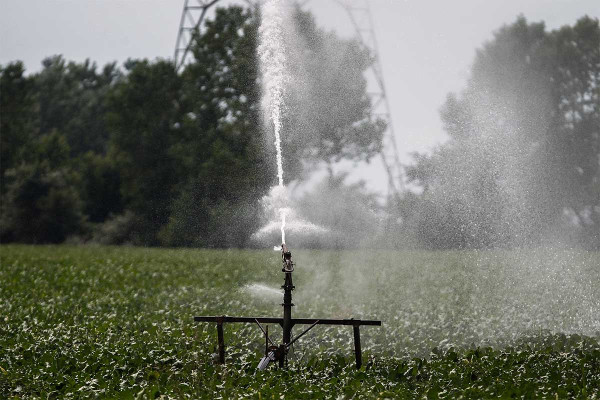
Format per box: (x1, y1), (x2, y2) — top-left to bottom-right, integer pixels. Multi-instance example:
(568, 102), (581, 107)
(1, 0), (598, 194)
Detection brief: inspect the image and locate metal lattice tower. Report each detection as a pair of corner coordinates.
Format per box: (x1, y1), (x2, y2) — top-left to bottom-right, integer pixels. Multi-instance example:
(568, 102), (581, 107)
(174, 0), (404, 198)
(175, 0), (262, 71)
(174, 0), (220, 72)
(333, 0), (404, 198)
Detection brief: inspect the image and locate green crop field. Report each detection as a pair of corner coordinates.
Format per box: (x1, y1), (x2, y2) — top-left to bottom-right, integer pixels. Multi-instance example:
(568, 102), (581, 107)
(1, 245), (599, 399)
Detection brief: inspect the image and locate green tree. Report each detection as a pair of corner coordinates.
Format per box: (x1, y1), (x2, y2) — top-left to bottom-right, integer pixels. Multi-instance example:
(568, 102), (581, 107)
(77, 152), (123, 223)
(160, 6), (270, 247)
(160, 5), (387, 247)
(407, 16), (600, 249)
(106, 59), (182, 245)
(0, 4), (390, 247)
(35, 56), (119, 156)
(0, 131), (86, 243)
(282, 7), (385, 179)
(545, 16), (600, 247)
(0, 62), (37, 191)
(1, 58), (123, 241)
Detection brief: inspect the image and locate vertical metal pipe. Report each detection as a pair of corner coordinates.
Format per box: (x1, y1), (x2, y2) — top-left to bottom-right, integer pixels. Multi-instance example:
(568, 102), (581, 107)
(217, 321), (225, 364)
(353, 325), (362, 369)
(283, 273), (293, 344)
(281, 272), (294, 367)
(265, 325), (269, 356)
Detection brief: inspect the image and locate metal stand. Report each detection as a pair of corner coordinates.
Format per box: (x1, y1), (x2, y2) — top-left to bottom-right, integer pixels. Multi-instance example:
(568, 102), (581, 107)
(194, 245), (381, 369)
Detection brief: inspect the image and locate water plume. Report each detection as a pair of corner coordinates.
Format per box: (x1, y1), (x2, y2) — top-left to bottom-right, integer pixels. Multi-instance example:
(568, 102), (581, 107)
(252, 186), (328, 246)
(258, 0), (288, 244)
(243, 283), (283, 301)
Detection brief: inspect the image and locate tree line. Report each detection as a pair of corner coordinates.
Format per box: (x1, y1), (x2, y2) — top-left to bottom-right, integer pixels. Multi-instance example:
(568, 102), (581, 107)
(1, 6), (598, 249)
(404, 15), (599, 249)
(0, 6), (382, 247)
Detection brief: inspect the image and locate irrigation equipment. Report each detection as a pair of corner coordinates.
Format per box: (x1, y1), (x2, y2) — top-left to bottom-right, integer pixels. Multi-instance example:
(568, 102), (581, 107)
(194, 245), (382, 369)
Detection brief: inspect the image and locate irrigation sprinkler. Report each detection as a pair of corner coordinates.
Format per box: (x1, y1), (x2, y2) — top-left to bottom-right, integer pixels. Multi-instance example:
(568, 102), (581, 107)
(194, 244), (382, 369)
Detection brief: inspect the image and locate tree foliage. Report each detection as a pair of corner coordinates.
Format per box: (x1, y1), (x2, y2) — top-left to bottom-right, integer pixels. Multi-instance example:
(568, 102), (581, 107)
(281, 7), (385, 179)
(0, 131), (85, 243)
(407, 16), (600, 249)
(0, 62), (36, 187)
(1, 5), (384, 246)
(105, 59), (182, 244)
(160, 7), (271, 247)
(35, 56), (119, 156)
(6, 8), (594, 249)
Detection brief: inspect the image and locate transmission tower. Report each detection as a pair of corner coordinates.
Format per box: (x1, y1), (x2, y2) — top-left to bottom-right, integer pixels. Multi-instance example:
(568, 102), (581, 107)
(333, 0), (404, 199)
(174, 0), (263, 71)
(174, 0), (219, 72)
(174, 0), (404, 198)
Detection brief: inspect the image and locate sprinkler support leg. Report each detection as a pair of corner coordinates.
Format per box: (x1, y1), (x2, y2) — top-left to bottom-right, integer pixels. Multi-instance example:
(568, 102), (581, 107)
(353, 324), (362, 369)
(265, 325), (269, 355)
(217, 318), (225, 364)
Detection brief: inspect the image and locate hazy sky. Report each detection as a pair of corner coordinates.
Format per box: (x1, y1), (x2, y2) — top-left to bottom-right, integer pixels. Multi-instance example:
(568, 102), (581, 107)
(1, 0), (598, 194)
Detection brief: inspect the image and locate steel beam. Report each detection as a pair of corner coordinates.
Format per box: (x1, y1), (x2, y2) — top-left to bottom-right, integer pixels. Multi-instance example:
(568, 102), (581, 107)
(194, 315), (381, 326)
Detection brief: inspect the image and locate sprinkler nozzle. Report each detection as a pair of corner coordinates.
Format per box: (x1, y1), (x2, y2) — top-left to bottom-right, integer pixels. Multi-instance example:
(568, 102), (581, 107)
(281, 244), (293, 272)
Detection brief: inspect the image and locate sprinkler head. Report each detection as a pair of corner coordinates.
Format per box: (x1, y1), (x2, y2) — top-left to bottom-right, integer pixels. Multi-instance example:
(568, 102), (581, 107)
(281, 244), (294, 272)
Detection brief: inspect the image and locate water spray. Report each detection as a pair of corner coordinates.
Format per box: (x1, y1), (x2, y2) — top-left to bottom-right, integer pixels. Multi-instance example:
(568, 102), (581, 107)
(193, 0), (381, 370)
(259, 0), (288, 244)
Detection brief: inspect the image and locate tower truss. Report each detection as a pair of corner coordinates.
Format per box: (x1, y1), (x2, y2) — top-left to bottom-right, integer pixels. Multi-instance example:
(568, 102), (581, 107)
(333, 0), (404, 198)
(174, 0), (404, 198)
(175, 0), (262, 71)
(174, 0), (220, 72)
